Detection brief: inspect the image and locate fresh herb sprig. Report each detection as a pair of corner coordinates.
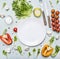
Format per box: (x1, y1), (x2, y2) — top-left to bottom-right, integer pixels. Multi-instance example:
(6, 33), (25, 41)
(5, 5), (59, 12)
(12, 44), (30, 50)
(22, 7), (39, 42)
(49, 36), (54, 45)
(14, 36), (18, 42)
(2, 50), (7, 56)
(51, 45), (60, 57)
(17, 46), (22, 54)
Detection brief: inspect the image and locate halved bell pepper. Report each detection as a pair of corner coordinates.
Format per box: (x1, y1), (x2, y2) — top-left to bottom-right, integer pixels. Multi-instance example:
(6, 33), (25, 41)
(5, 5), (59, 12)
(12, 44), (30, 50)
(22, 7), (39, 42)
(41, 44), (53, 57)
(0, 33), (12, 45)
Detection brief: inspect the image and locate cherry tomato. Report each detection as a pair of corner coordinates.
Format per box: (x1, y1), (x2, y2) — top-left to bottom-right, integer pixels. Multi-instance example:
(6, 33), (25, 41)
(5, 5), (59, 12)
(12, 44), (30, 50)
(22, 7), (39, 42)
(13, 27), (17, 32)
(56, 24), (59, 28)
(51, 9), (55, 13)
(55, 20), (59, 24)
(51, 18), (55, 22)
(55, 11), (59, 15)
(55, 15), (59, 19)
(52, 27), (56, 31)
(51, 14), (55, 18)
(51, 22), (55, 26)
(56, 28), (60, 32)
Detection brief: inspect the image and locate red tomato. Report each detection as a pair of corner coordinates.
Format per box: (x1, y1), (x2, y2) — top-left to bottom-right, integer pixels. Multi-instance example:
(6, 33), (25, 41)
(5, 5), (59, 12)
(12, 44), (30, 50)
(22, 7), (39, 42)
(51, 22), (55, 26)
(13, 27), (17, 32)
(51, 18), (55, 22)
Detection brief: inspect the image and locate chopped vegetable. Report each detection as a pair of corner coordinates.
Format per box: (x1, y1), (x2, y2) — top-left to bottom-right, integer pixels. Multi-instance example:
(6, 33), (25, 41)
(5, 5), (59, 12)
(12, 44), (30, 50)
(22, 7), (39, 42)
(56, 0), (59, 4)
(28, 52), (31, 56)
(1, 33), (12, 45)
(2, 50), (7, 56)
(41, 44), (53, 57)
(33, 8), (42, 18)
(12, 0), (33, 19)
(14, 36), (17, 42)
(2, 29), (7, 35)
(37, 48), (40, 56)
(2, 2), (6, 8)
(49, 36), (54, 45)
(33, 48), (36, 53)
(51, 45), (60, 57)
(49, 1), (53, 7)
(13, 27), (17, 32)
(17, 46), (22, 54)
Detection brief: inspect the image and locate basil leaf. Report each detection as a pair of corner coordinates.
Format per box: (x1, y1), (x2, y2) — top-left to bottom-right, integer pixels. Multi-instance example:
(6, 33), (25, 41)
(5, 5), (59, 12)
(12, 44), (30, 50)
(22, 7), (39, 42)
(49, 36), (54, 45)
(28, 52), (31, 56)
(14, 36), (17, 42)
(2, 50), (7, 56)
(17, 46), (22, 54)
(33, 48), (36, 53)
(37, 48), (40, 56)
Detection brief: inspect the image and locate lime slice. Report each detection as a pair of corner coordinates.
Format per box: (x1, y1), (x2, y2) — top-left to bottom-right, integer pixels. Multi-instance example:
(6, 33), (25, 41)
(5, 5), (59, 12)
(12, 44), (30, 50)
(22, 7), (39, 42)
(33, 8), (42, 18)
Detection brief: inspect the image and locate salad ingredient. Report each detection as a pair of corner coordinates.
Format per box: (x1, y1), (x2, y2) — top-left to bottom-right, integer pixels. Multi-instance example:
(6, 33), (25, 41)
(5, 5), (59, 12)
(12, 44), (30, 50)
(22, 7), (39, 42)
(12, 0), (33, 19)
(37, 48), (40, 56)
(51, 9), (60, 32)
(24, 47), (30, 51)
(51, 9), (55, 13)
(14, 36), (17, 42)
(49, 1), (53, 7)
(33, 8), (42, 17)
(51, 45), (60, 57)
(51, 18), (55, 22)
(17, 46), (22, 54)
(0, 14), (5, 18)
(5, 16), (13, 25)
(2, 29), (7, 35)
(13, 27), (17, 32)
(52, 22), (55, 26)
(41, 44), (53, 57)
(55, 15), (59, 19)
(51, 14), (55, 18)
(2, 50), (7, 56)
(28, 52), (31, 56)
(52, 27), (56, 31)
(55, 20), (59, 24)
(56, 0), (59, 4)
(49, 36), (54, 45)
(33, 48), (36, 53)
(46, 30), (52, 36)
(2, 2), (6, 8)
(55, 11), (59, 15)
(0, 33), (12, 45)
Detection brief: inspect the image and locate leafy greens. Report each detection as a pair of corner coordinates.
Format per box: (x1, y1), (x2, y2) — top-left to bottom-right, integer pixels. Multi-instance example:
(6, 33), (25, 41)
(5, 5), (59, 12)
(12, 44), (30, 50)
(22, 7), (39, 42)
(12, 0), (33, 19)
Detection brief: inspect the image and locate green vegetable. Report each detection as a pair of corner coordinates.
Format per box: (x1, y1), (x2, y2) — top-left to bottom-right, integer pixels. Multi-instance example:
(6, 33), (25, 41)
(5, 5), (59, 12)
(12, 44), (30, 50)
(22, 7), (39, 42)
(49, 36), (54, 45)
(14, 36), (18, 42)
(56, 0), (59, 4)
(12, 0), (33, 19)
(33, 48), (36, 53)
(28, 52), (31, 56)
(49, 1), (53, 7)
(37, 48), (40, 56)
(2, 29), (7, 35)
(51, 45), (60, 57)
(2, 50), (7, 56)
(2, 2), (6, 8)
(17, 46), (22, 54)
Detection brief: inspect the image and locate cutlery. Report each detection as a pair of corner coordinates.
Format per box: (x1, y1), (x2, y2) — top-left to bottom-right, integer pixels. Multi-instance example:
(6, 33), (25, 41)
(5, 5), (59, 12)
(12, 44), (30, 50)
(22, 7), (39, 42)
(47, 16), (51, 28)
(39, 0), (47, 25)
(45, 1), (51, 28)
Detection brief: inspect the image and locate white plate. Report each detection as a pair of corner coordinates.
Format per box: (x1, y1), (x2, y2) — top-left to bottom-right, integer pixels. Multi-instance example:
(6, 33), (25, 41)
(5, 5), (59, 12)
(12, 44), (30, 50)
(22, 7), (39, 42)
(17, 0), (46, 46)
(17, 17), (46, 46)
